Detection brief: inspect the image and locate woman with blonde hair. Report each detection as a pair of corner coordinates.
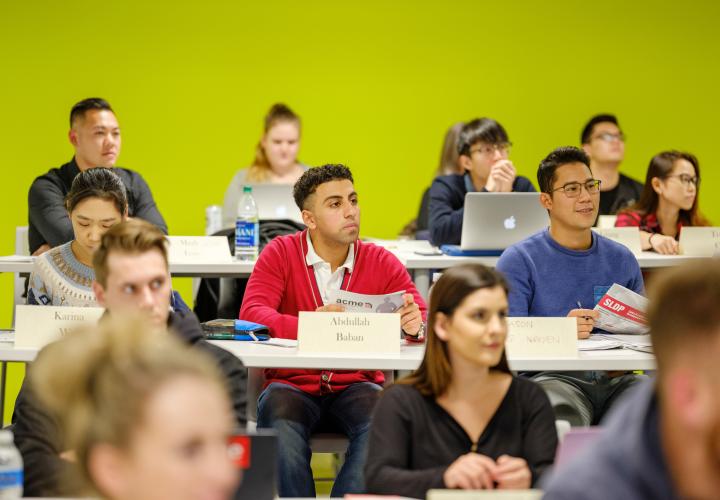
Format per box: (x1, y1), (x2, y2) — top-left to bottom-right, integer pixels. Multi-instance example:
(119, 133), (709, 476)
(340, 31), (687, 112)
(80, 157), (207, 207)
(31, 317), (240, 500)
(365, 264), (557, 498)
(222, 103), (308, 226)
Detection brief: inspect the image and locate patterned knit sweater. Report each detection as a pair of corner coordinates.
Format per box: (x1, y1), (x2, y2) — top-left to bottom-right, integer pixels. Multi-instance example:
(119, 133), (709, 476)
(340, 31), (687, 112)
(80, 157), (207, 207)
(27, 241), (96, 307)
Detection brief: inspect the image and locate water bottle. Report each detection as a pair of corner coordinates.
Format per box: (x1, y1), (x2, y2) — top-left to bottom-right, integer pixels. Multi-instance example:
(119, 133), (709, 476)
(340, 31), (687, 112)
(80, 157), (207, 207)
(0, 430), (23, 498)
(235, 186), (259, 261)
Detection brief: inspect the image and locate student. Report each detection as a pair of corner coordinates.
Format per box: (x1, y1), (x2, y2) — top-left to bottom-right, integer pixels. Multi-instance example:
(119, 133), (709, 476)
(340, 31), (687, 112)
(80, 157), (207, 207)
(240, 164), (427, 498)
(496, 146), (644, 426)
(543, 261), (720, 499)
(28, 167), (127, 306)
(580, 114), (643, 216)
(30, 316), (240, 500)
(28, 97), (167, 255)
(365, 264), (557, 499)
(428, 118), (536, 246)
(616, 151), (709, 254)
(222, 103), (308, 227)
(13, 219), (248, 497)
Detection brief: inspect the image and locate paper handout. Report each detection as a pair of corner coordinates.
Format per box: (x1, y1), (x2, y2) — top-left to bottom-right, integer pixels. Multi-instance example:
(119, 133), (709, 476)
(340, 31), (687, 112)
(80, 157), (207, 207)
(325, 289), (406, 313)
(593, 283), (649, 334)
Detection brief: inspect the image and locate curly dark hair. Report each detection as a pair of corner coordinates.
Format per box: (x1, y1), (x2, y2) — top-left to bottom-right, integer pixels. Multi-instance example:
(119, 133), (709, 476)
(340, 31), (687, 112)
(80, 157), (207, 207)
(293, 164), (354, 210)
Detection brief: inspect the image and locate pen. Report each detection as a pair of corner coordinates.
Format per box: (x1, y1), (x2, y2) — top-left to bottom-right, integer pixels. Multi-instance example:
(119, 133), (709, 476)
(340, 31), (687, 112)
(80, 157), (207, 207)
(577, 301), (591, 320)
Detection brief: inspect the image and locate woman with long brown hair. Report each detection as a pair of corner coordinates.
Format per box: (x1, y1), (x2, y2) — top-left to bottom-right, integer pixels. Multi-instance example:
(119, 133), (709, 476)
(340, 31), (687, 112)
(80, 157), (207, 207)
(364, 264), (557, 498)
(616, 151), (709, 254)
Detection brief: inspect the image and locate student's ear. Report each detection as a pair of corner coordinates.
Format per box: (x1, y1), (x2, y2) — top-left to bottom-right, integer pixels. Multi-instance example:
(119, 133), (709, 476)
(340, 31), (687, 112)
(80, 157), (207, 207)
(122, 205), (129, 221)
(92, 281), (107, 308)
(666, 369), (708, 430)
(458, 154), (473, 172)
(88, 444), (130, 500)
(539, 192), (553, 211)
(433, 312), (451, 341)
(651, 177), (663, 195)
(302, 209), (316, 230)
(68, 129), (78, 147)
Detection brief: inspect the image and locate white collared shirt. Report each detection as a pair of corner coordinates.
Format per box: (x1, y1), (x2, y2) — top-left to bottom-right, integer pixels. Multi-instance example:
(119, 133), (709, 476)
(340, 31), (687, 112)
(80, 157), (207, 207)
(305, 231), (355, 305)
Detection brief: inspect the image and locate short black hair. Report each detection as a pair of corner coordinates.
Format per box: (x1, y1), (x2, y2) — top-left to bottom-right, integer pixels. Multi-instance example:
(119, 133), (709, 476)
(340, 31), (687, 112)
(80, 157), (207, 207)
(537, 146), (591, 193)
(65, 167), (128, 215)
(457, 118), (509, 156)
(293, 164), (354, 210)
(581, 114), (619, 144)
(70, 98), (113, 127)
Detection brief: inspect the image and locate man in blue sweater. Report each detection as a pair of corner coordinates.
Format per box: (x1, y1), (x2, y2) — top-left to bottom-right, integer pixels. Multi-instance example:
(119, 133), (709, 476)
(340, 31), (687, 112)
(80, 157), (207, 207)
(496, 146), (643, 426)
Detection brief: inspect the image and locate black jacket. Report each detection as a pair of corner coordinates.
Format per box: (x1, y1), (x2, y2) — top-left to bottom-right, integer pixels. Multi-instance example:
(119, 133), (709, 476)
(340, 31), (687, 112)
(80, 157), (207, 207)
(27, 158), (168, 254)
(12, 310), (247, 497)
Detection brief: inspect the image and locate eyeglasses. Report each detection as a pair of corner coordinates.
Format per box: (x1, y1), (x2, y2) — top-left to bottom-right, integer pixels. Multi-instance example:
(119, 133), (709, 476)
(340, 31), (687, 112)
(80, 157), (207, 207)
(592, 132), (625, 143)
(469, 142), (512, 156)
(551, 179), (602, 198)
(666, 174), (699, 188)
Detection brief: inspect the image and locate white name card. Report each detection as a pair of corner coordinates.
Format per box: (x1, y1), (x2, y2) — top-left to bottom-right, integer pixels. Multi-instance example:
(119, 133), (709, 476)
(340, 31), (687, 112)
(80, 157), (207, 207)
(167, 236), (232, 264)
(592, 227), (642, 254)
(679, 227), (720, 257)
(428, 490), (542, 500)
(15, 305), (105, 349)
(505, 317), (578, 358)
(297, 312), (400, 354)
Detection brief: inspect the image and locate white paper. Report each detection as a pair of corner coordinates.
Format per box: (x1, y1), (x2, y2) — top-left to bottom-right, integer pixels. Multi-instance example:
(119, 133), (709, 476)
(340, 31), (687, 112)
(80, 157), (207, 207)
(578, 336), (623, 351)
(325, 289), (406, 313)
(593, 283), (649, 334)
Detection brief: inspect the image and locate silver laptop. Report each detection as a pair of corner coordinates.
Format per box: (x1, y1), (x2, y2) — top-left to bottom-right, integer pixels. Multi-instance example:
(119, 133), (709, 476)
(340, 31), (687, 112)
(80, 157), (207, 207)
(245, 184), (303, 223)
(460, 192), (548, 250)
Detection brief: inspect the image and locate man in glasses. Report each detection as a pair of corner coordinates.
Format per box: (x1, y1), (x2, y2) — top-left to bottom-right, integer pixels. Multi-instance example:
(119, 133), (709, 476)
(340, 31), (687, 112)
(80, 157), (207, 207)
(581, 114), (643, 216)
(497, 146), (644, 426)
(428, 117), (536, 246)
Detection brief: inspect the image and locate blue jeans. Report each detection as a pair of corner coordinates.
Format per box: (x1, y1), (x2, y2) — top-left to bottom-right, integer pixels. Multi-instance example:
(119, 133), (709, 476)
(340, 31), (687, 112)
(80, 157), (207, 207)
(257, 381), (381, 497)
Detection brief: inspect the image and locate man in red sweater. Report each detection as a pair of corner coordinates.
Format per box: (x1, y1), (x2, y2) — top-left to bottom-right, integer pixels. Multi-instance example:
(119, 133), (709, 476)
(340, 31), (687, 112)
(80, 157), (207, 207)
(240, 164), (427, 497)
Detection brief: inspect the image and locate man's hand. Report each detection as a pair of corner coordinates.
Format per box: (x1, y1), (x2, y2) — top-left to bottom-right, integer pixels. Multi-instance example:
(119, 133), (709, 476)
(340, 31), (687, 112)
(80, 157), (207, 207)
(567, 309), (600, 339)
(397, 293), (422, 336)
(315, 304), (345, 312)
(485, 160), (516, 193)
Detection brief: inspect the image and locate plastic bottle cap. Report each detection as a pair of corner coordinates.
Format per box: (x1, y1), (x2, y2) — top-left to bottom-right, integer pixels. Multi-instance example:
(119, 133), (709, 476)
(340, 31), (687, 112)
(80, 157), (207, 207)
(0, 429), (13, 444)
(243, 186), (252, 193)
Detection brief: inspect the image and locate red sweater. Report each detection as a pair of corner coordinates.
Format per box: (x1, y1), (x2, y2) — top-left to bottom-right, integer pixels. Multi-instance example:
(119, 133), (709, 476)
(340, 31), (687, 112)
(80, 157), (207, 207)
(240, 230), (427, 395)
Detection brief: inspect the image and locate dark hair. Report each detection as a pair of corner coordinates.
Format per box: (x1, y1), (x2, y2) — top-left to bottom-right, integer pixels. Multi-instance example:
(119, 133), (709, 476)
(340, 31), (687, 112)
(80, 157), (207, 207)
(293, 164), (354, 210)
(581, 114), (619, 144)
(436, 122), (465, 176)
(400, 264), (511, 397)
(620, 151), (708, 227)
(248, 103), (301, 182)
(648, 260), (720, 374)
(65, 168), (128, 216)
(457, 118), (510, 156)
(537, 146), (591, 194)
(70, 98), (113, 127)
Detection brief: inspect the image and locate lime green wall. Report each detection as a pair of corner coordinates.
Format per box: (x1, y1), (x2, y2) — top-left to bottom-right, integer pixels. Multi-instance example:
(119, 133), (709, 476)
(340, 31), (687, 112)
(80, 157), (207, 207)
(1, 0), (719, 415)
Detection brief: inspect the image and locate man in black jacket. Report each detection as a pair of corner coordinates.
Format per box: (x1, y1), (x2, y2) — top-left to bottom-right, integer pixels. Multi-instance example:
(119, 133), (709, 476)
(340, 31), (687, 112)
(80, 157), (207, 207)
(12, 219), (247, 496)
(28, 97), (167, 255)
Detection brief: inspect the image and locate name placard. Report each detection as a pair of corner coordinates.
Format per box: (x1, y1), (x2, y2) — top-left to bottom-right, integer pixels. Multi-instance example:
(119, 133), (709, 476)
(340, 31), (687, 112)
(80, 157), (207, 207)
(592, 227), (642, 254)
(427, 489), (542, 500)
(679, 227), (720, 257)
(15, 305), (105, 349)
(297, 312), (400, 353)
(167, 236), (232, 264)
(505, 317), (578, 358)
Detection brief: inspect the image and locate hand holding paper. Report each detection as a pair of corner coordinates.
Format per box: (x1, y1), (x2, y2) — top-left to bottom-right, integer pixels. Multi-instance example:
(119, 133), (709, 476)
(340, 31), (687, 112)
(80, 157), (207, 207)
(315, 304), (345, 313)
(593, 283), (649, 334)
(398, 293), (422, 336)
(567, 309), (600, 339)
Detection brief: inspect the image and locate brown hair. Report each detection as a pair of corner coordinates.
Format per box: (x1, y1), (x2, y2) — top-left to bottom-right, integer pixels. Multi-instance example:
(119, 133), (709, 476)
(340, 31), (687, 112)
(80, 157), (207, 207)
(620, 151), (709, 226)
(65, 167), (128, 216)
(31, 315), (226, 496)
(93, 219), (168, 286)
(247, 103), (301, 182)
(647, 261), (720, 373)
(436, 122), (465, 176)
(400, 264), (511, 397)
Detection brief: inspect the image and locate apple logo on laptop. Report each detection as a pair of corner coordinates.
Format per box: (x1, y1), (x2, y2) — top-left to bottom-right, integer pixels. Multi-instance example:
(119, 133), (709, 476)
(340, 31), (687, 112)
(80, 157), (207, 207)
(504, 216), (517, 230)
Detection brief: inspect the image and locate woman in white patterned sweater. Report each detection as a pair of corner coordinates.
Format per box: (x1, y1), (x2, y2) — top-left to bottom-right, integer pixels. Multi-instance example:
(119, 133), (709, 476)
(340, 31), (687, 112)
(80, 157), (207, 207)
(28, 168), (127, 307)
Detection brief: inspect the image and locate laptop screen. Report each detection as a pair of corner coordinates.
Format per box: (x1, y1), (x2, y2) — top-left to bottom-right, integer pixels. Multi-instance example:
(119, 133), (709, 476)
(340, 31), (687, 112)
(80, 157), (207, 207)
(230, 430), (278, 500)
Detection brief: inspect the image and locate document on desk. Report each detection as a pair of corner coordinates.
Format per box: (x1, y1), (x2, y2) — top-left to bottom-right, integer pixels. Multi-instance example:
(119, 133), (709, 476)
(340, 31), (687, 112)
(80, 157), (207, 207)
(326, 289), (406, 313)
(593, 283), (649, 334)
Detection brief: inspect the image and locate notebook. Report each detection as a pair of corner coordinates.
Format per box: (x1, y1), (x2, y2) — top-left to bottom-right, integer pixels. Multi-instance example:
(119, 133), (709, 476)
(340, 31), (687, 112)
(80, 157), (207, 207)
(230, 430), (278, 500)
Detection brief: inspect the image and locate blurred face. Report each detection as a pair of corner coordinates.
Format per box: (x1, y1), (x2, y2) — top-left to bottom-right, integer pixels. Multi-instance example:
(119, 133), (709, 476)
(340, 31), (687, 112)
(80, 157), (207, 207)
(70, 198), (125, 257)
(91, 376), (239, 500)
(302, 179), (360, 245)
(434, 286), (509, 368)
(70, 109), (121, 169)
(583, 122), (625, 165)
(654, 159), (698, 211)
(461, 141), (510, 179)
(541, 162), (599, 231)
(93, 249), (172, 327)
(261, 121), (300, 172)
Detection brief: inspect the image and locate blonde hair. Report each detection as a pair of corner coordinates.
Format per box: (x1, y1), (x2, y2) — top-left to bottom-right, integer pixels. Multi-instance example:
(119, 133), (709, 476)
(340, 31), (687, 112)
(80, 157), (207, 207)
(31, 316), (226, 496)
(247, 103), (301, 182)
